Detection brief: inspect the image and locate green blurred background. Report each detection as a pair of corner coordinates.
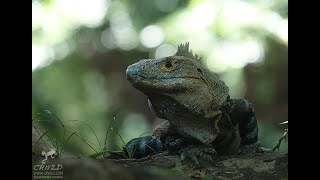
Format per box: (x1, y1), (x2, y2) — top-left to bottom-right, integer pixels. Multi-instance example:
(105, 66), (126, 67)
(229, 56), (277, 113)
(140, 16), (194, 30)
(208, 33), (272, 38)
(32, 0), (288, 157)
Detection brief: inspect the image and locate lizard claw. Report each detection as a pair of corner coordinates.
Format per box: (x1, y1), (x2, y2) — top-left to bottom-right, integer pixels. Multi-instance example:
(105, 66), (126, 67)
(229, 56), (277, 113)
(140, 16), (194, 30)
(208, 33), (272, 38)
(238, 143), (272, 154)
(179, 145), (217, 168)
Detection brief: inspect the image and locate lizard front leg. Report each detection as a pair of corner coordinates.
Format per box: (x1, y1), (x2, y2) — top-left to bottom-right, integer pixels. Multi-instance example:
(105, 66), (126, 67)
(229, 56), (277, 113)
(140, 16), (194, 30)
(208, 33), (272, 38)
(226, 98), (271, 154)
(154, 121), (218, 168)
(160, 134), (217, 168)
(121, 120), (218, 168)
(118, 120), (180, 159)
(123, 136), (166, 159)
(178, 144), (217, 168)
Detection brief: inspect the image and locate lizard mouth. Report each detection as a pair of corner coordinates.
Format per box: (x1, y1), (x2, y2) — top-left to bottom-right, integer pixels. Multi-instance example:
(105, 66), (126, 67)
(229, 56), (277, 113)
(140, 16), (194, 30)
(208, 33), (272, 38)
(126, 65), (201, 93)
(126, 73), (200, 93)
(126, 64), (200, 81)
(128, 73), (200, 80)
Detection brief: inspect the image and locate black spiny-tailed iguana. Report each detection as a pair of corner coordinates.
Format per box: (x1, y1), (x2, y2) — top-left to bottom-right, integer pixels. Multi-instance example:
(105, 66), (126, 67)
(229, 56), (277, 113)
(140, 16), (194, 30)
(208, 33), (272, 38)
(120, 43), (268, 166)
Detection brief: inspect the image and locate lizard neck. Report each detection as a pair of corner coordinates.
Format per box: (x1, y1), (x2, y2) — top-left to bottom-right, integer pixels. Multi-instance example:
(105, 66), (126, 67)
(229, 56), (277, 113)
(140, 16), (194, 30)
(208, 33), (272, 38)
(147, 93), (189, 120)
(147, 93), (222, 144)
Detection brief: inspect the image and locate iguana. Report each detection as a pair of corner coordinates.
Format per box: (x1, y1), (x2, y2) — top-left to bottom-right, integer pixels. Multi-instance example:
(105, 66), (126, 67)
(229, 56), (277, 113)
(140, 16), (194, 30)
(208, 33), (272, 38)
(122, 43), (268, 166)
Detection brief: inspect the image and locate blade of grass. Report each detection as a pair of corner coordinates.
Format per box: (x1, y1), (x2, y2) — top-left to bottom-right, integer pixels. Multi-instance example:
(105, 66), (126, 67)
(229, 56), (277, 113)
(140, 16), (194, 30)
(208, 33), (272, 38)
(32, 130), (49, 150)
(67, 120), (102, 150)
(104, 116), (116, 148)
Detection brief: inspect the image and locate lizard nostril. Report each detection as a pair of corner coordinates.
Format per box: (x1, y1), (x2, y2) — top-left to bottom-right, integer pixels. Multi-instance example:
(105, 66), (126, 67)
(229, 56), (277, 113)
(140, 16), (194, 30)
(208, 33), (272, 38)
(126, 66), (134, 76)
(126, 65), (138, 80)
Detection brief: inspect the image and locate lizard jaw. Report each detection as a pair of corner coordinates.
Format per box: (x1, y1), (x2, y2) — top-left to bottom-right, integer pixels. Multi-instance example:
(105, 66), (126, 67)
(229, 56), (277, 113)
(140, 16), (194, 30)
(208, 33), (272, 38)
(126, 64), (200, 93)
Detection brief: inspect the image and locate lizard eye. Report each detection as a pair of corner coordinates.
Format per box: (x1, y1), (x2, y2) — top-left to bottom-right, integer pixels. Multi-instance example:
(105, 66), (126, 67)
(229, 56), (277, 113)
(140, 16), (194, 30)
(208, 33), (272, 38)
(165, 61), (172, 68)
(160, 60), (177, 72)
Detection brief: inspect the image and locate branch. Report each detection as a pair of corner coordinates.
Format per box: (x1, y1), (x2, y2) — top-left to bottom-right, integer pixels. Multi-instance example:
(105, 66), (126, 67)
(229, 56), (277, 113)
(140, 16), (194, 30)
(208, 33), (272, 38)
(273, 129), (288, 152)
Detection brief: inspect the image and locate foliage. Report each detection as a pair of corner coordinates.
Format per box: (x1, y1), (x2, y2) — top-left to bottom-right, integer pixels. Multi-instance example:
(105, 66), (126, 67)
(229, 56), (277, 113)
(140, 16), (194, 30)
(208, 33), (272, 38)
(32, 0), (288, 155)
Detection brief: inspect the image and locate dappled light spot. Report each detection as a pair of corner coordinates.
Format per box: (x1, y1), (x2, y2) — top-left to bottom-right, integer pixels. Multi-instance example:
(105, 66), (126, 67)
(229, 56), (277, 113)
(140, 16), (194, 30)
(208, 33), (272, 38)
(113, 27), (139, 50)
(222, 1), (258, 27)
(155, 44), (177, 58)
(56, 0), (109, 28)
(55, 42), (70, 60)
(263, 12), (288, 44)
(32, 0), (109, 71)
(189, 2), (216, 29)
(100, 29), (116, 49)
(139, 25), (164, 48)
(109, 10), (139, 50)
(100, 29), (117, 50)
(32, 45), (55, 71)
(207, 39), (263, 73)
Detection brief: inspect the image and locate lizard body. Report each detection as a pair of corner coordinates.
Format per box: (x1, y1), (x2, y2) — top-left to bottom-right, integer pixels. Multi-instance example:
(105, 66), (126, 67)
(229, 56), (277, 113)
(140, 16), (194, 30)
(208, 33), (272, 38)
(123, 43), (266, 164)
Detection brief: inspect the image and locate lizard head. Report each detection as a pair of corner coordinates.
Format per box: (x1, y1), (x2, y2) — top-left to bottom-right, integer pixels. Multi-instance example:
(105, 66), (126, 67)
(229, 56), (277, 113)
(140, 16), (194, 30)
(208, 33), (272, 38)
(126, 42), (229, 110)
(126, 55), (203, 93)
(126, 43), (206, 92)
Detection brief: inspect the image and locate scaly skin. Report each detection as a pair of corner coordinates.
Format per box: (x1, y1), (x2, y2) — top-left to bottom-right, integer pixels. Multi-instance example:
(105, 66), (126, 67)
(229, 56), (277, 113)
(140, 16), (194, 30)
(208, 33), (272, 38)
(123, 43), (268, 167)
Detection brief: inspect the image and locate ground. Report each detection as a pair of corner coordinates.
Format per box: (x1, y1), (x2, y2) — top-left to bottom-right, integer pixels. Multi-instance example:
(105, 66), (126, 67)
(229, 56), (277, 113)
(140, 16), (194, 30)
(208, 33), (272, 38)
(32, 152), (288, 180)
